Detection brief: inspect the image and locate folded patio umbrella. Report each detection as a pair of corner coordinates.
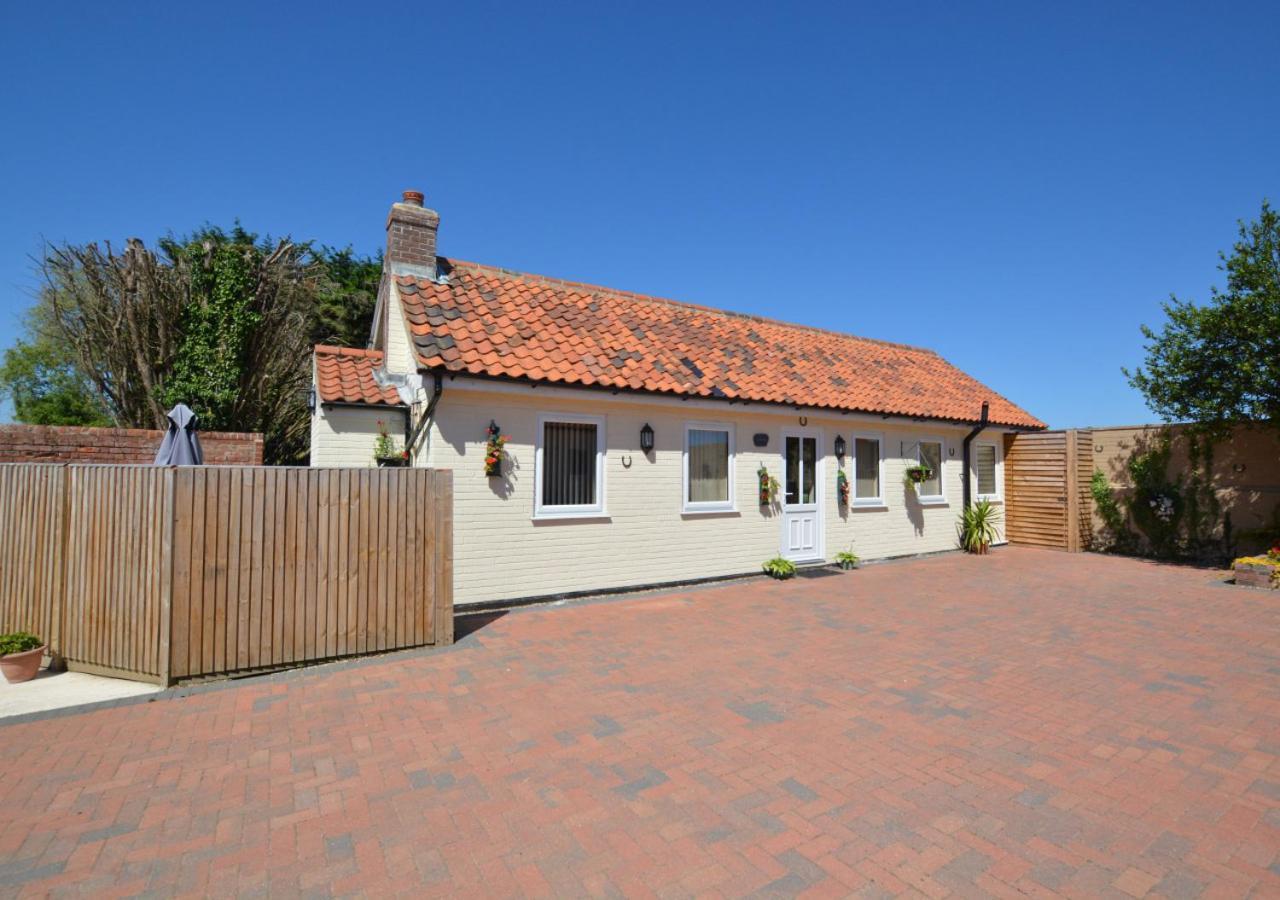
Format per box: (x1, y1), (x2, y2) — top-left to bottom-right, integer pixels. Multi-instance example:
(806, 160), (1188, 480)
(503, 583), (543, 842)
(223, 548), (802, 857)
(153, 403), (205, 465)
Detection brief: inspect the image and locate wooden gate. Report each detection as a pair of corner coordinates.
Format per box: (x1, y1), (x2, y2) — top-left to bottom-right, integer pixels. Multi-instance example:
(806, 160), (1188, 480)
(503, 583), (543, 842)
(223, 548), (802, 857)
(1003, 430), (1093, 552)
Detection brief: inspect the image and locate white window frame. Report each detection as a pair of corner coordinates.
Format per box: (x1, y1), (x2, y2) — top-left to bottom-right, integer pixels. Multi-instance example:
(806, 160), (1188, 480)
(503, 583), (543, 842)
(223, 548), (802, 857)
(850, 431), (886, 508)
(682, 421), (736, 514)
(973, 440), (1002, 502)
(914, 436), (947, 505)
(533, 412), (607, 519)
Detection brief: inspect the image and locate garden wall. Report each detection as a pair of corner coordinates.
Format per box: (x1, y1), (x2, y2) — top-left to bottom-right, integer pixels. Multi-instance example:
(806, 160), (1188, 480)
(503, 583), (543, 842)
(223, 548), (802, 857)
(1090, 423), (1280, 556)
(0, 423), (264, 466)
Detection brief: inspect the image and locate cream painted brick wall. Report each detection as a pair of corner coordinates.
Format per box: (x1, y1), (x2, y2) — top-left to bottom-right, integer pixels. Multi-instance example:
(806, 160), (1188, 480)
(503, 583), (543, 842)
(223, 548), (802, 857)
(424, 382), (1010, 606)
(310, 404), (403, 467)
(382, 288), (418, 375)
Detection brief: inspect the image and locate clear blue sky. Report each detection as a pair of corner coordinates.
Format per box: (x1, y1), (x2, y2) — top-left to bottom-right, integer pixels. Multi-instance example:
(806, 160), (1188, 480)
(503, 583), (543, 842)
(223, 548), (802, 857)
(1, 2), (1276, 429)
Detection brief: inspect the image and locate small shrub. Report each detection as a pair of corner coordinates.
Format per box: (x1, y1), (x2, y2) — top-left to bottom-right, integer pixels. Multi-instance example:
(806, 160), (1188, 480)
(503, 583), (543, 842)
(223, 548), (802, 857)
(835, 550), (859, 570)
(0, 632), (42, 657)
(762, 557), (797, 580)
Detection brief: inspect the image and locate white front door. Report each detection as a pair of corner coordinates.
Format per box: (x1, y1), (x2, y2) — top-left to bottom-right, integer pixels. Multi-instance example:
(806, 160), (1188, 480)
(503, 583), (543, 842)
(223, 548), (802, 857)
(781, 431), (823, 561)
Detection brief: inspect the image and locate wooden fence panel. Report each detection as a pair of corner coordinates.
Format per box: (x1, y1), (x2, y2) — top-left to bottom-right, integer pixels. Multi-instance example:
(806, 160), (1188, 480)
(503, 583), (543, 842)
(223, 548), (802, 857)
(0, 464), (65, 650)
(0, 463), (451, 685)
(60, 466), (170, 681)
(168, 467), (451, 680)
(1004, 430), (1094, 552)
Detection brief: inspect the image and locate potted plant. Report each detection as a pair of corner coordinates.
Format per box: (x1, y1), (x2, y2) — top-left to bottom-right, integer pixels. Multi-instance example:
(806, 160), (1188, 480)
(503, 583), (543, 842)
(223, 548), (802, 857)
(762, 557), (797, 580)
(757, 465), (780, 506)
(959, 499), (1003, 554)
(484, 421), (510, 477)
(373, 421), (408, 467)
(836, 468), (850, 506)
(835, 549), (860, 570)
(0, 632), (45, 684)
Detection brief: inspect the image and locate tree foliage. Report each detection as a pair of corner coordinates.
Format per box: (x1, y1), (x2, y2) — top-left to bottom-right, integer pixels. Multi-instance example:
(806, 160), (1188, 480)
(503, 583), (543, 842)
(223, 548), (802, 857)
(1126, 201), (1280, 429)
(1, 226), (382, 464)
(0, 334), (110, 426)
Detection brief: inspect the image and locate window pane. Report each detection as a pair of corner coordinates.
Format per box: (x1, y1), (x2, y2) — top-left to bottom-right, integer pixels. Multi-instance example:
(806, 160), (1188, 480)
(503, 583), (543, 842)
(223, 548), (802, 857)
(920, 441), (942, 497)
(688, 429), (729, 503)
(855, 438), (879, 499)
(542, 421), (597, 506)
(784, 436), (800, 505)
(801, 438), (816, 504)
(976, 444), (997, 495)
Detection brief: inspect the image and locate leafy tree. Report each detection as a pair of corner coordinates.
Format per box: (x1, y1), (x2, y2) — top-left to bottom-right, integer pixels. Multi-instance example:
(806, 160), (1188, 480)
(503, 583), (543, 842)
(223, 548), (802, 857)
(0, 335), (109, 426)
(2, 225), (381, 463)
(1126, 201), (1280, 429)
(312, 246), (382, 348)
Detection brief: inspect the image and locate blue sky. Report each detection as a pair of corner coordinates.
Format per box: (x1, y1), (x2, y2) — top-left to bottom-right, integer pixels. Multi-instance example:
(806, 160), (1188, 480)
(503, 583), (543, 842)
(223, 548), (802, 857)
(1, 2), (1275, 428)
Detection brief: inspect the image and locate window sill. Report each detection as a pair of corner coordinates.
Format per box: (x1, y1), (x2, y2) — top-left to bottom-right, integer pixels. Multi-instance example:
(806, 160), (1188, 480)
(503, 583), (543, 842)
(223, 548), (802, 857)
(975, 496), (1003, 504)
(532, 511), (610, 523)
(681, 507), (740, 518)
(916, 499), (949, 507)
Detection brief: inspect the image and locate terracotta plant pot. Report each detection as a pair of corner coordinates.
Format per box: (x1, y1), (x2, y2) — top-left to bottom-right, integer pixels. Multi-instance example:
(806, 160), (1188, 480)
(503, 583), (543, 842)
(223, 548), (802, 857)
(0, 645), (46, 684)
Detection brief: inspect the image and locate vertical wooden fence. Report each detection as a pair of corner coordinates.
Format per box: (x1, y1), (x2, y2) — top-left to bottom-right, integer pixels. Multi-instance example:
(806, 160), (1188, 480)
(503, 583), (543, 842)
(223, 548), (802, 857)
(0, 465), (452, 684)
(1003, 430), (1093, 552)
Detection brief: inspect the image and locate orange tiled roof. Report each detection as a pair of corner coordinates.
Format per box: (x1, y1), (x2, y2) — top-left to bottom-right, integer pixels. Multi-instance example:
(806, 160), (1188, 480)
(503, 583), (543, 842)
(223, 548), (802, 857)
(314, 345), (402, 406)
(393, 259), (1045, 429)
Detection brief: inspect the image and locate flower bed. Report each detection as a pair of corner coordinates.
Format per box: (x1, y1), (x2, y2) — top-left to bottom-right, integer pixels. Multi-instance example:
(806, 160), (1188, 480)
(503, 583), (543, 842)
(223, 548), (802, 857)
(1233, 546), (1280, 590)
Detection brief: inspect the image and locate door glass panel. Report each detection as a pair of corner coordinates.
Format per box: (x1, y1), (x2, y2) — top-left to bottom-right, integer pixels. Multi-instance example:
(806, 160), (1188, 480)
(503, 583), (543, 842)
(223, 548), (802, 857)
(801, 438), (816, 504)
(784, 436), (800, 505)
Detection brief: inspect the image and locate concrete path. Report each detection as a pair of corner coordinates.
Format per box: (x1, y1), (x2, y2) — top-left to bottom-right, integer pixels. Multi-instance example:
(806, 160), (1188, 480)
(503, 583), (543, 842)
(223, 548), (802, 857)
(0, 547), (1276, 896)
(0, 668), (161, 721)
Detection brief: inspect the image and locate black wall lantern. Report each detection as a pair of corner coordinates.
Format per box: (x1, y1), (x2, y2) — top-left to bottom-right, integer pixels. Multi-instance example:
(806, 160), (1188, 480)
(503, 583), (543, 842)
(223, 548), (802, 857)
(834, 435), (847, 460)
(640, 423), (655, 453)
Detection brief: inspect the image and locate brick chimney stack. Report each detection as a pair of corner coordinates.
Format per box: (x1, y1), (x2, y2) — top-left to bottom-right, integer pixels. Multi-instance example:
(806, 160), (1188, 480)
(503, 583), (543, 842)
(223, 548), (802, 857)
(386, 190), (439, 279)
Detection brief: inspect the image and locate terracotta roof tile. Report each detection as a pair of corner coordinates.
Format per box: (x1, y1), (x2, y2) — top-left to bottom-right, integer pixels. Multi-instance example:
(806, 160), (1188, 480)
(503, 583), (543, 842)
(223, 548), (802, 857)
(392, 259), (1045, 429)
(314, 345), (403, 407)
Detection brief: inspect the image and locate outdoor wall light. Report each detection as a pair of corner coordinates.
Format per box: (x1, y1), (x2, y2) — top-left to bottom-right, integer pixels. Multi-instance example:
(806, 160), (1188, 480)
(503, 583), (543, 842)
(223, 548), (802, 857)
(834, 435), (847, 459)
(306, 387), (316, 412)
(640, 423), (655, 453)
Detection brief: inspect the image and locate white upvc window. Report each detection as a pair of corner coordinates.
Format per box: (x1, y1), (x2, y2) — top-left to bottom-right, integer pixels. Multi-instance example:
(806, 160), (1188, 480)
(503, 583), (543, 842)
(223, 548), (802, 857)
(974, 440), (1002, 501)
(915, 437), (946, 504)
(851, 431), (885, 507)
(534, 413), (606, 519)
(683, 422), (736, 513)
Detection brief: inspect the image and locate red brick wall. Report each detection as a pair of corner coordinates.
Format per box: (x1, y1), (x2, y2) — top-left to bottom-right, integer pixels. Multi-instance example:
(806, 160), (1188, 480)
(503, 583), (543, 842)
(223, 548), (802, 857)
(0, 424), (264, 466)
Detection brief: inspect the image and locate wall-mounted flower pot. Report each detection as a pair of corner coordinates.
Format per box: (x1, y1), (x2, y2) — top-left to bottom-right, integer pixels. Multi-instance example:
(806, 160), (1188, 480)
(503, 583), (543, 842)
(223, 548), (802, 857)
(0, 645), (45, 684)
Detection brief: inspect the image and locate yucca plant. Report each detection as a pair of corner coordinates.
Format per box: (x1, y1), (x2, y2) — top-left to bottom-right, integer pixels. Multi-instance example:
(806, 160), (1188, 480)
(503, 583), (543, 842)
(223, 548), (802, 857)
(959, 499), (1002, 554)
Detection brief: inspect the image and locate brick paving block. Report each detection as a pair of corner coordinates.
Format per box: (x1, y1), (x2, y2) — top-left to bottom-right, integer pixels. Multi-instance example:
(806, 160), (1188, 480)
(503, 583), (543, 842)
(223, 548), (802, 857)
(0, 548), (1276, 896)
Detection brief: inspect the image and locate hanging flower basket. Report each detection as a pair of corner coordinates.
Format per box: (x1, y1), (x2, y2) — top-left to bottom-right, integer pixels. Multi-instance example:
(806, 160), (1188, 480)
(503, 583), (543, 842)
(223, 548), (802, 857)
(904, 465), (933, 485)
(757, 465), (780, 506)
(484, 421), (510, 477)
(836, 468), (850, 506)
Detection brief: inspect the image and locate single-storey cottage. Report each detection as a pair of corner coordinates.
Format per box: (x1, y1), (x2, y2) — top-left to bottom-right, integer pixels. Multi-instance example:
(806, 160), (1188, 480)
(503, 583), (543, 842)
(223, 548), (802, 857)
(311, 191), (1044, 607)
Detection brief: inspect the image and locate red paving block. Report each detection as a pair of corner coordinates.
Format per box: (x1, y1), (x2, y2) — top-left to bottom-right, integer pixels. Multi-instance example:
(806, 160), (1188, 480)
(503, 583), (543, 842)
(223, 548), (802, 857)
(0, 548), (1277, 896)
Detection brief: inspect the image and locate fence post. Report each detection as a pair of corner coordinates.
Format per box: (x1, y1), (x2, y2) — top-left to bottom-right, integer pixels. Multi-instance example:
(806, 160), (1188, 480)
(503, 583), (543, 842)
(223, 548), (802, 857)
(54, 464), (70, 664)
(1064, 430), (1080, 552)
(158, 467), (174, 686)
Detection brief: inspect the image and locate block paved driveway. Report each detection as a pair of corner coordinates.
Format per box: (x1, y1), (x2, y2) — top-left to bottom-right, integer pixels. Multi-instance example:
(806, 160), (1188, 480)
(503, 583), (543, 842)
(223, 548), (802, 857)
(1, 547), (1278, 898)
